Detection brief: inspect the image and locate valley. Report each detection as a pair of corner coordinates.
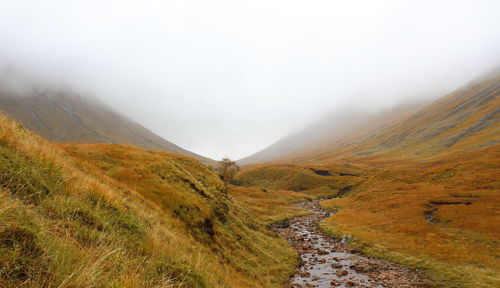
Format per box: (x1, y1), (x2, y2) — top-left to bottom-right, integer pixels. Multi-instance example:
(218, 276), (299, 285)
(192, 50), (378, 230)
(0, 75), (498, 287)
(0, 2), (498, 287)
(234, 150), (499, 287)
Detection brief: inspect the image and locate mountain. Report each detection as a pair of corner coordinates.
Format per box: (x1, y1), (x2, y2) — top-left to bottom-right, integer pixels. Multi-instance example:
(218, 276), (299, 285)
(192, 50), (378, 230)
(0, 84), (216, 166)
(289, 75), (499, 163)
(242, 75), (499, 164)
(238, 103), (425, 165)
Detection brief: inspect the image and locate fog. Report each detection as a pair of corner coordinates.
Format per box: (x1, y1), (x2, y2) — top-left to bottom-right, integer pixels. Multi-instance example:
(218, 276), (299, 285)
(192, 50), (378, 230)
(0, 0), (499, 160)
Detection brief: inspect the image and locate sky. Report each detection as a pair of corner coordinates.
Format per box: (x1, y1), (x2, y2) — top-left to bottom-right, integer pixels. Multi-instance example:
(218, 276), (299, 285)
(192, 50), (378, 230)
(0, 0), (499, 160)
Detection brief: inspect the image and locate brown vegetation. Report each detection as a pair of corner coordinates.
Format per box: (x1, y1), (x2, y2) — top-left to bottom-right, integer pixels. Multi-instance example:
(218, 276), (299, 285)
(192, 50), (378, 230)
(0, 113), (297, 287)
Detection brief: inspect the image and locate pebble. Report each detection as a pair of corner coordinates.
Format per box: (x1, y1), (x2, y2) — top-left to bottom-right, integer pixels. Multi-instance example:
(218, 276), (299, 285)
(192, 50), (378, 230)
(275, 199), (427, 288)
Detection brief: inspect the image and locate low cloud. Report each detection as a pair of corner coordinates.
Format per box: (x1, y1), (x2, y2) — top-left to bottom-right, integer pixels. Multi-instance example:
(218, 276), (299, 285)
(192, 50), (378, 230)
(0, 0), (499, 159)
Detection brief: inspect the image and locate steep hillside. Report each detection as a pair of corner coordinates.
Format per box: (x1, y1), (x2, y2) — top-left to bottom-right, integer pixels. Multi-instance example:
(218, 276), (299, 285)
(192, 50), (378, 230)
(286, 76), (499, 163)
(0, 85), (216, 165)
(238, 103), (424, 165)
(0, 113), (297, 288)
(241, 76), (498, 165)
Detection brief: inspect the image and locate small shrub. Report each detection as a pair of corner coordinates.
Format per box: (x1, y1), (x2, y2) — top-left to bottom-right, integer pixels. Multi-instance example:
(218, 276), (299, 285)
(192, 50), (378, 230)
(218, 158), (240, 183)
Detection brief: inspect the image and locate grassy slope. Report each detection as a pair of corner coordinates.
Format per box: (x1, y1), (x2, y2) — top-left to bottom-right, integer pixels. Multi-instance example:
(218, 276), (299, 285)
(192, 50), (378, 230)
(228, 185), (310, 226)
(232, 163), (366, 227)
(235, 164), (364, 197)
(286, 76), (499, 164)
(237, 148), (500, 287)
(0, 87), (216, 165)
(319, 147), (499, 287)
(0, 114), (297, 288)
(236, 77), (500, 287)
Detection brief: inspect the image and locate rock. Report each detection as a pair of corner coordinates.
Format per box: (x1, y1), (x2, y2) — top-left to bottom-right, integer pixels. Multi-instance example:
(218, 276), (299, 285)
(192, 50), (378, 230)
(351, 263), (372, 273)
(299, 271), (311, 277)
(345, 281), (356, 287)
(317, 249), (329, 255)
(336, 269), (349, 277)
(330, 279), (341, 286)
(311, 276), (320, 281)
(331, 263), (343, 269)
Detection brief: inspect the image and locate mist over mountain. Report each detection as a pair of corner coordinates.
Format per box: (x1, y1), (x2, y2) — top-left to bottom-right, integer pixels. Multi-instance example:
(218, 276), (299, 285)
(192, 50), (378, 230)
(238, 102), (427, 165)
(0, 74), (216, 165)
(244, 73), (499, 165)
(1, 0), (499, 159)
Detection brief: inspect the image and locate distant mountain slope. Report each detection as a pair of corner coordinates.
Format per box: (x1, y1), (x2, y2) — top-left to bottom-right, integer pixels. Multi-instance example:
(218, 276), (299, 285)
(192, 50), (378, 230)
(238, 103), (423, 165)
(0, 85), (216, 165)
(289, 75), (499, 163)
(243, 75), (499, 165)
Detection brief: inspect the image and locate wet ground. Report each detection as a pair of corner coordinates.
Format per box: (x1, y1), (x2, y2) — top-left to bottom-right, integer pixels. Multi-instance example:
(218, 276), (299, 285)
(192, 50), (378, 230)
(272, 200), (428, 288)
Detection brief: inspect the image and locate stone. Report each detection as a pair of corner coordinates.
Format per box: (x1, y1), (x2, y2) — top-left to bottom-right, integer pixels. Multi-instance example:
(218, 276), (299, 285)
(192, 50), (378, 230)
(336, 269), (349, 277)
(331, 263), (343, 269)
(345, 281), (356, 287)
(299, 271), (311, 277)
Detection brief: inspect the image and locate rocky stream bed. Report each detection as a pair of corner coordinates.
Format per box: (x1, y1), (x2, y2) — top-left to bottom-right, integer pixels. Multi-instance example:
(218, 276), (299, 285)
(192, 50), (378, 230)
(272, 200), (430, 288)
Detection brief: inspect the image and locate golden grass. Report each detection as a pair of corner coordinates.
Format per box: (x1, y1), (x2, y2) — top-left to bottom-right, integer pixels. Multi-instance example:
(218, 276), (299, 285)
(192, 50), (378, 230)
(234, 142), (499, 287)
(318, 146), (500, 287)
(235, 163), (364, 198)
(228, 185), (310, 226)
(0, 114), (297, 287)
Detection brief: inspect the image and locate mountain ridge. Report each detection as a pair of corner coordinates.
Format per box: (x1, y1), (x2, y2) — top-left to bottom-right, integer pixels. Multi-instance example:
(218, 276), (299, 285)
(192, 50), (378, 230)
(0, 84), (217, 166)
(241, 74), (499, 165)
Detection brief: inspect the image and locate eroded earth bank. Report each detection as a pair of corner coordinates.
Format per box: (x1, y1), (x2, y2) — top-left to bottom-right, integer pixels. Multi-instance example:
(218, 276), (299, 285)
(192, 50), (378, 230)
(273, 200), (430, 288)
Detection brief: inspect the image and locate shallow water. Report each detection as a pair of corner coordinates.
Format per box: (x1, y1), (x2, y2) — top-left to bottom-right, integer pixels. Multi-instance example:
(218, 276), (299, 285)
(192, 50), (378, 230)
(289, 217), (381, 288)
(273, 200), (422, 288)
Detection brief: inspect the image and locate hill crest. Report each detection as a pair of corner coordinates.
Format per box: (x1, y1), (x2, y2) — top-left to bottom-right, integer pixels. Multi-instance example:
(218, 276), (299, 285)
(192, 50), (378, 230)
(0, 83), (216, 165)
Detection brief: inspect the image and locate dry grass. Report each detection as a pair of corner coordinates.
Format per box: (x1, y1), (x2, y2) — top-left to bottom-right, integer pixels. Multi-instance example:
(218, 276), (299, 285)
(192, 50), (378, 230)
(235, 163), (364, 198)
(0, 114), (297, 288)
(228, 185), (310, 226)
(317, 146), (500, 287)
(234, 142), (499, 287)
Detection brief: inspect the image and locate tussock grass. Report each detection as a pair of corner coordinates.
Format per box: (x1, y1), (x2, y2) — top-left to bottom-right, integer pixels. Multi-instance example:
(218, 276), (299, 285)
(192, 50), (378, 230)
(0, 114), (297, 287)
(318, 147), (500, 287)
(229, 185), (311, 226)
(235, 164), (363, 198)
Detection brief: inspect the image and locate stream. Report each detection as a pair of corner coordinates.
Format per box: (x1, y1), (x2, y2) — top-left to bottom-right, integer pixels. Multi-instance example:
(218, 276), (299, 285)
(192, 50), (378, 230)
(272, 199), (427, 288)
